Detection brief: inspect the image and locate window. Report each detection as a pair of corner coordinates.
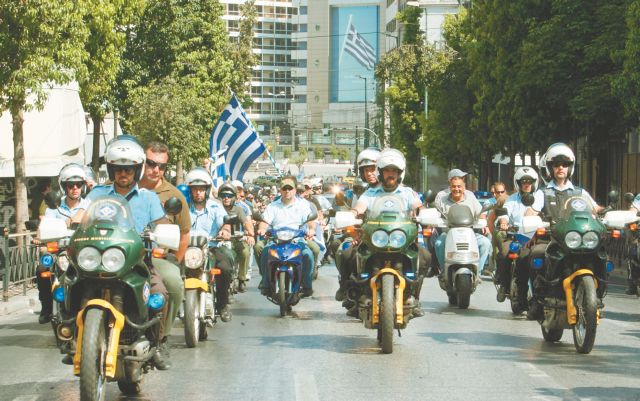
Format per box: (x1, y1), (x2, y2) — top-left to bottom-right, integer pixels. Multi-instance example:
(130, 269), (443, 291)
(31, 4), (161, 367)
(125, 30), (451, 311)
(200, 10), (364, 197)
(299, 24), (307, 33)
(300, 6), (307, 15)
(228, 3), (239, 15)
(228, 20), (239, 30)
(298, 59), (307, 68)
(297, 41), (307, 50)
(295, 95), (307, 103)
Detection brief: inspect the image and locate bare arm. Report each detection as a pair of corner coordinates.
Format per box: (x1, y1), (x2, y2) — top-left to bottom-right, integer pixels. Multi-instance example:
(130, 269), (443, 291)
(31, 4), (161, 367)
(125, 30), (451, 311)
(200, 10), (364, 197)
(174, 231), (189, 263)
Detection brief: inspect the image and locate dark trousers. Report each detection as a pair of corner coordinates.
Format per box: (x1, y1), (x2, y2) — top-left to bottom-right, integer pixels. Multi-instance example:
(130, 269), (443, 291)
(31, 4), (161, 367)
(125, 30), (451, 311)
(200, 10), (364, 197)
(210, 246), (234, 310)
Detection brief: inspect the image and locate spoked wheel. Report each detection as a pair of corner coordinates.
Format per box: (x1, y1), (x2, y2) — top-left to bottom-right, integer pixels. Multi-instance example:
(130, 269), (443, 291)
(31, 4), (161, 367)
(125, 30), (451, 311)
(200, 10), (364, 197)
(379, 274), (395, 354)
(572, 275), (598, 354)
(184, 290), (200, 348)
(80, 308), (108, 401)
(509, 273), (521, 314)
(117, 381), (142, 396)
(278, 271), (287, 317)
(456, 275), (472, 309)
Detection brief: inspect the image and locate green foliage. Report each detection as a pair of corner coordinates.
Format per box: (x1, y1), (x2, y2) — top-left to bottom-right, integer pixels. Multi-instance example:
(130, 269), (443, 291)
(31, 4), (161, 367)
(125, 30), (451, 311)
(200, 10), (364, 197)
(314, 147), (324, 160)
(283, 148), (291, 159)
(615, 0), (640, 121)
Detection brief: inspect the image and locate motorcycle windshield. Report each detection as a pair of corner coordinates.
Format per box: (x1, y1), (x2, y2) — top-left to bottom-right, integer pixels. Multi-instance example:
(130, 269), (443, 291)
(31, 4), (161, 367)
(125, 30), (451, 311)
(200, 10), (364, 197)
(558, 194), (594, 220)
(79, 195), (136, 232)
(367, 195), (410, 221)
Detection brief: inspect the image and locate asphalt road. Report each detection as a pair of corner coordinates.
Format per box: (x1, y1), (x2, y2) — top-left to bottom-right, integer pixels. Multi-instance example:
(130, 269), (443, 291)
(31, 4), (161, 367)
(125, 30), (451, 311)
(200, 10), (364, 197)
(1, 264), (640, 401)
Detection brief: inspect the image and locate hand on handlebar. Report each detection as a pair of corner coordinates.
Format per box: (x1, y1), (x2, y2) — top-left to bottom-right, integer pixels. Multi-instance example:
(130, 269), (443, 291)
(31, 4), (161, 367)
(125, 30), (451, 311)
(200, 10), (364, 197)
(304, 231), (315, 241)
(246, 235), (256, 247)
(257, 228), (266, 237)
(218, 230), (231, 241)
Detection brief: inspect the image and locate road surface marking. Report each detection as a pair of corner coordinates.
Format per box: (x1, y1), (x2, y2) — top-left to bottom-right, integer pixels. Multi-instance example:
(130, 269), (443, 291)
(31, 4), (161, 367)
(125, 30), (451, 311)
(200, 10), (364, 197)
(295, 373), (320, 401)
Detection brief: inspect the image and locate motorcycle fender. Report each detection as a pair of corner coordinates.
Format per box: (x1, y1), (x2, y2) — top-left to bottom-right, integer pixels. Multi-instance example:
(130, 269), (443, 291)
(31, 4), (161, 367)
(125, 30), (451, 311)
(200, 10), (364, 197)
(184, 277), (208, 292)
(562, 269), (599, 326)
(370, 268), (406, 326)
(73, 299), (125, 378)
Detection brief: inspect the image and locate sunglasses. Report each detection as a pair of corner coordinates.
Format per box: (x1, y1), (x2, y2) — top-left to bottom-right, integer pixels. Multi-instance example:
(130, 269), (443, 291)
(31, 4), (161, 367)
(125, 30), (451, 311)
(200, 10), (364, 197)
(65, 182), (84, 189)
(493, 190), (505, 194)
(552, 161), (571, 168)
(146, 159), (168, 170)
(281, 186), (294, 191)
(113, 165), (135, 174)
(520, 179), (534, 184)
(220, 193), (235, 199)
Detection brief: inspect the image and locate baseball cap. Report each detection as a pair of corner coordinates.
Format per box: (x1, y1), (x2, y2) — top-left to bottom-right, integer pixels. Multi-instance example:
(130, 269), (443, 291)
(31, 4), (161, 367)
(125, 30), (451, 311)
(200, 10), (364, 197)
(280, 177), (296, 189)
(448, 168), (468, 180)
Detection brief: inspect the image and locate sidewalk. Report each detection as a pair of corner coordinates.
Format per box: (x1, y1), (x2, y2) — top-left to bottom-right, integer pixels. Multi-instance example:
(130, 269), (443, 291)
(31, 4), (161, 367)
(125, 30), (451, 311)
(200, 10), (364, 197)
(0, 288), (38, 317)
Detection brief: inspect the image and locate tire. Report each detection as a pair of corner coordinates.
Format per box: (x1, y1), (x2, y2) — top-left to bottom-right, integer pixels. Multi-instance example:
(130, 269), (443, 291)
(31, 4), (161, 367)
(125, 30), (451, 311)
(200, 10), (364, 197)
(79, 308), (108, 401)
(117, 381), (141, 396)
(572, 275), (598, 354)
(184, 290), (199, 348)
(541, 326), (563, 342)
(456, 275), (472, 309)
(510, 274), (521, 314)
(312, 264), (318, 281)
(278, 271), (287, 317)
(447, 293), (457, 305)
(379, 274), (395, 354)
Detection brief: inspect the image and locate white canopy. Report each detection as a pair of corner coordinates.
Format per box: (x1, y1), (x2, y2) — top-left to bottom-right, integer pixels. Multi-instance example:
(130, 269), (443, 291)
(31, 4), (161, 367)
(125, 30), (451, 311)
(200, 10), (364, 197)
(0, 82), (87, 177)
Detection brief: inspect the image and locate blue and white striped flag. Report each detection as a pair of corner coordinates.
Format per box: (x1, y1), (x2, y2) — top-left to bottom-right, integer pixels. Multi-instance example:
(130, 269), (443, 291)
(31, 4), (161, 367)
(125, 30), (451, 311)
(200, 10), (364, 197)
(209, 94), (266, 181)
(210, 149), (227, 188)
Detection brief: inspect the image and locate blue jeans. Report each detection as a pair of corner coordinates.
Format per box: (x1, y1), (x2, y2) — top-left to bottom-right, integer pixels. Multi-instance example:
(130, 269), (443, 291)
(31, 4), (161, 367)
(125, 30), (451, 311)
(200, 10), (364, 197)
(259, 240), (314, 289)
(435, 231), (492, 272)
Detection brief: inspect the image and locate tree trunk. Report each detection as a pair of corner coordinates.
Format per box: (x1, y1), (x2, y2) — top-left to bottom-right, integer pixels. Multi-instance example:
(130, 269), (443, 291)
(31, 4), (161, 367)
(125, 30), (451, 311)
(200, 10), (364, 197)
(91, 114), (102, 172)
(11, 104), (28, 234)
(176, 159), (184, 185)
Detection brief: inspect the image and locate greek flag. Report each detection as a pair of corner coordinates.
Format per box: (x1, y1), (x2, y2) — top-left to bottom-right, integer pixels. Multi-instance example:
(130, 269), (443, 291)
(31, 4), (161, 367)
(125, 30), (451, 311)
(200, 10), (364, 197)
(209, 149), (227, 188)
(209, 94), (266, 181)
(344, 21), (376, 70)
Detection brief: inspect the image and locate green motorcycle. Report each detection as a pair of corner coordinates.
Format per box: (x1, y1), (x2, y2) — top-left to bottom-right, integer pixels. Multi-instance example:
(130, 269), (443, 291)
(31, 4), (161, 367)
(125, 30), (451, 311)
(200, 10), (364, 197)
(335, 194), (421, 354)
(39, 195), (180, 400)
(532, 194), (613, 354)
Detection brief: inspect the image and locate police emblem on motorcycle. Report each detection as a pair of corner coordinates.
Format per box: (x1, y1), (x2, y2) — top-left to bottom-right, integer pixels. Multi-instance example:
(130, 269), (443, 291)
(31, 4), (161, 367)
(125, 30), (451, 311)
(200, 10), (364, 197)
(383, 200), (396, 209)
(143, 282), (150, 304)
(570, 199), (587, 211)
(97, 203), (117, 220)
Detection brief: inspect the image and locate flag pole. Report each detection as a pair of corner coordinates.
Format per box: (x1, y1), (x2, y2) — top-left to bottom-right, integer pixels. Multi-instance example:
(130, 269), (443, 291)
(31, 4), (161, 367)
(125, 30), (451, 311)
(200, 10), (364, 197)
(263, 146), (283, 177)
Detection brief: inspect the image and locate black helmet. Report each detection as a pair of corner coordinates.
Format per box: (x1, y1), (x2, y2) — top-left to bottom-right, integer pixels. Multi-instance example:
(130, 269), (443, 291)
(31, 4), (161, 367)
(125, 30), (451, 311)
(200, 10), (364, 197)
(218, 182), (237, 198)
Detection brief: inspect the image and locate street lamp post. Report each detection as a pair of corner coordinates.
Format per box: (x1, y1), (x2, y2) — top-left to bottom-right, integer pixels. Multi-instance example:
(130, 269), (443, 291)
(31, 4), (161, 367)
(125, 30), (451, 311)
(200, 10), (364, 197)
(356, 75), (369, 148)
(269, 90), (286, 160)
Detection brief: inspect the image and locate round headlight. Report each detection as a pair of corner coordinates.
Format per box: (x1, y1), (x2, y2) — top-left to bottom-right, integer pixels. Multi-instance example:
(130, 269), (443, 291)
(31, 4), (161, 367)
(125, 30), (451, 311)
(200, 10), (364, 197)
(565, 231), (582, 249)
(184, 247), (204, 269)
(277, 231), (295, 241)
(582, 231), (599, 249)
(371, 230), (389, 248)
(57, 254), (70, 272)
(102, 248), (126, 272)
(388, 230), (407, 248)
(78, 247), (101, 271)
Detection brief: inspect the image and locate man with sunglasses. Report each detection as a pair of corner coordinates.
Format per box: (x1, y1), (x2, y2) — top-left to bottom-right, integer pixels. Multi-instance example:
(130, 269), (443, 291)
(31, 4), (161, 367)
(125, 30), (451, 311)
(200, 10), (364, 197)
(38, 163), (89, 325)
(255, 176), (316, 297)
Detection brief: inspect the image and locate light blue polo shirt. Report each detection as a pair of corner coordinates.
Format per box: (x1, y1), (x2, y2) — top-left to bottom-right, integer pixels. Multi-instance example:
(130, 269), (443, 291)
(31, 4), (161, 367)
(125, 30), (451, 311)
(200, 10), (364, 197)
(499, 192), (544, 229)
(189, 200), (227, 247)
(87, 184), (165, 234)
(262, 196), (314, 230)
(44, 196), (90, 220)
(356, 185), (420, 213)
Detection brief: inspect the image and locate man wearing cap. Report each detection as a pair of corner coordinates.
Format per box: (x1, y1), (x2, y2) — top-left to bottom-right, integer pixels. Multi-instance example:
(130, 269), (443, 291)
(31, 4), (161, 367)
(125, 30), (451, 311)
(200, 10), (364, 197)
(433, 169), (491, 280)
(255, 176), (316, 297)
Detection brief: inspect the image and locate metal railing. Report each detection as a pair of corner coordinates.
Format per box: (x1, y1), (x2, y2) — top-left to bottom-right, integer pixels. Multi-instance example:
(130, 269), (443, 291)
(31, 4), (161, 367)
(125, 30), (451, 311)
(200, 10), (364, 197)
(1, 229), (40, 301)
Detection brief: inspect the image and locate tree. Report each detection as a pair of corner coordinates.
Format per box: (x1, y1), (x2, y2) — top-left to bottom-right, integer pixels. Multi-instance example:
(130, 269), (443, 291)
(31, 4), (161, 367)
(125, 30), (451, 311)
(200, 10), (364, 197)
(314, 147), (324, 160)
(80, 0), (145, 173)
(0, 1), (88, 232)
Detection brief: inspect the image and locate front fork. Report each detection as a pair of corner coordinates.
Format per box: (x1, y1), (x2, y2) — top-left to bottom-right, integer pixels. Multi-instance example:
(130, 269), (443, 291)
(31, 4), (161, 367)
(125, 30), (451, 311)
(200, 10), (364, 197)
(562, 269), (600, 325)
(370, 266), (406, 326)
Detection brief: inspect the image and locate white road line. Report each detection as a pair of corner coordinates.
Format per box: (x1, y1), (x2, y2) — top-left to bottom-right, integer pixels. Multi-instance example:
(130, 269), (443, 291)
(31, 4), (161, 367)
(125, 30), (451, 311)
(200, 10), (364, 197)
(295, 373), (320, 401)
(12, 396), (39, 401)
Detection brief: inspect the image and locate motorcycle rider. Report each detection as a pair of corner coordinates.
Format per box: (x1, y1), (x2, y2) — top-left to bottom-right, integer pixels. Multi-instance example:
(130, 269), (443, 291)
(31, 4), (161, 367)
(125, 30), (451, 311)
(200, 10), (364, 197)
(527, 142), (603, 318)
(218, 182), (255, 293)
(433, 170), (492, 282)
(627, 195), (640, 294)
(185, 167), (234, 322)
(494, 166), (543, 306)
(38, 163), (90, 324)
(139, 141), (189, 350)
(350, 148), (431, 317)
(85, 135), (174, 370)
(254, 176), (316, 297)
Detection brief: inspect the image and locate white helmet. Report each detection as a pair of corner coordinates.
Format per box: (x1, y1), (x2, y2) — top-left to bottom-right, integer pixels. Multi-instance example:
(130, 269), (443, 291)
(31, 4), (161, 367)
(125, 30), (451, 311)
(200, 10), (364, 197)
(537, 152), (550, 184)
(376, 148), (406, 184)
(545, 142), (575, 178)
(58, 163), (86, 193)
(356, 148), (381, 180)
(231, 180), (244, 190)
(185, 167), (213, 187)
(513, 166), (539, 193)
(104, 135), (146, 181)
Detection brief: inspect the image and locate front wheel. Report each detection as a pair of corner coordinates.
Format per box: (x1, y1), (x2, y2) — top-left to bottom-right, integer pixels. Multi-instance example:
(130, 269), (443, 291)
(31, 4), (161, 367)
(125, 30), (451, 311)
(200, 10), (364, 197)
(572, 275), (598, 354)
(379, 274), (395, 354)
(456, 275), (472, 309)
(80, 308), (108, 401)
(184, 290), (200, 348)
(278, 271), (287, 317)
(509, 273), (521, 314)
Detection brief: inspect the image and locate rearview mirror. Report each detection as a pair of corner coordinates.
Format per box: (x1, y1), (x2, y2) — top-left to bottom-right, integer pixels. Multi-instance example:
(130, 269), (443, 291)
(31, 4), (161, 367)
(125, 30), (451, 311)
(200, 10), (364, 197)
(224, 213), (238, 225)
(624, 192), (636, 204)
(164, 196), (182, 216)
(607, 190), (620, 205)
(44, 190), (63, 209)
(252, 210), (264, 222)
(521, 192), (535, 207)
(305, 212), (318, 223)
(424, 189), (436, 204)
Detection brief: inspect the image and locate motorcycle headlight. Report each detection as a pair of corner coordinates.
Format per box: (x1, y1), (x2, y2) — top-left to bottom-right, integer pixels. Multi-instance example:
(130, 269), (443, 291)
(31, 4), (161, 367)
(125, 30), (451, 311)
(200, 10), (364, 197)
(78, 247), (101, 271)
(565, 231), (582, 249)
(102, 248), (126, 272)
(371, 230), (389, 248)
(184, 247), (204, 269)
(582, 231), (599, 249)
(277, 231), (295, 241)
(388, 230), (407, 248)
(57, 254), (70, 272)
